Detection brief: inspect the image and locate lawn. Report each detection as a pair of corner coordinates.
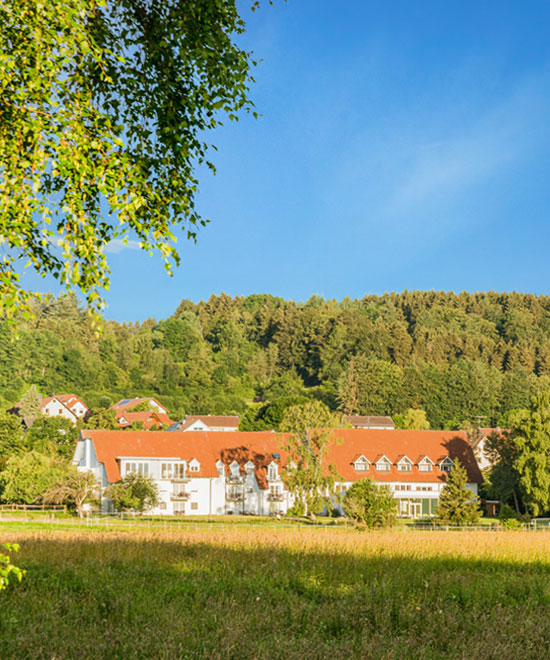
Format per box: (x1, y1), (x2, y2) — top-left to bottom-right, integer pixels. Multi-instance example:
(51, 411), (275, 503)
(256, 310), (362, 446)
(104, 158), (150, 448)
(0, 524), (549, 659)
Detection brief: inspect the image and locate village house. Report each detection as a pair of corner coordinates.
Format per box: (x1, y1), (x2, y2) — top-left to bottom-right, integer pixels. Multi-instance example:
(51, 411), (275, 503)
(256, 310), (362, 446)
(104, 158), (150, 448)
(111, 397), (170, 415)
(115, 410), (173, 430)
(168, 415), (240, 432)
(10, 393), (88, 425)
(342, 415), (395, 430)
(73, 428), (482, 518)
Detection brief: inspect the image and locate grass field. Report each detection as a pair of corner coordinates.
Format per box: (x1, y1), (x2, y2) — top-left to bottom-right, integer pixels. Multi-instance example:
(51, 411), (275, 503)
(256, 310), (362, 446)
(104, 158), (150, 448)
(0, 524), (549, 659)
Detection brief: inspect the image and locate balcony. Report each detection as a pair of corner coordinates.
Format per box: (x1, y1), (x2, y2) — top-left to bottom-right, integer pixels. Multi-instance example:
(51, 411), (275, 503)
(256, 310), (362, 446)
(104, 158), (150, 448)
(226, 491), (244, 502)
(226, 474), (244, 484)
(267, 492), (284, 502)
(170, 492), (190, 501)
(170, 476), (191, 483)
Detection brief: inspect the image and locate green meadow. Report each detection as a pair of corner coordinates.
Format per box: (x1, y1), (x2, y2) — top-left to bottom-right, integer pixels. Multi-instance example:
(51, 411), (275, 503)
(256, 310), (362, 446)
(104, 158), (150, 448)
(1, 525), (549, 659)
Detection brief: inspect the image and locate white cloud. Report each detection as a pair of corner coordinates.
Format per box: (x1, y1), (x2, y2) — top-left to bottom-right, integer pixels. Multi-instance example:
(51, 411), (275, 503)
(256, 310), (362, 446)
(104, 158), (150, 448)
(103, 238), (142, 254)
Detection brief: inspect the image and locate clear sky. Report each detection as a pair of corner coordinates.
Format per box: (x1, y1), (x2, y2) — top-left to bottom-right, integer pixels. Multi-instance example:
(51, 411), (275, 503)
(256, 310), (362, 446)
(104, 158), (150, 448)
(22, 1), (550, 321)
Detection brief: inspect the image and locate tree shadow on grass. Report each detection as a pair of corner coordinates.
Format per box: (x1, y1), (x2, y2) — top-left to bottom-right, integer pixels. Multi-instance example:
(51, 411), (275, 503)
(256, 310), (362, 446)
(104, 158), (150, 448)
(1, 533), (549, 660)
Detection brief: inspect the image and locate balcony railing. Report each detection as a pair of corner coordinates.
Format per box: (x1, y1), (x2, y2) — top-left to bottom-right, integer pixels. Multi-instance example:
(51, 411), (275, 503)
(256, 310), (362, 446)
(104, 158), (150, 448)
(267, 492), (284, 502)
(170, 492), (190, 501)
(170, 476), (191, 483)
(226, 492), (244, 501)
(226, 475), (244, 484)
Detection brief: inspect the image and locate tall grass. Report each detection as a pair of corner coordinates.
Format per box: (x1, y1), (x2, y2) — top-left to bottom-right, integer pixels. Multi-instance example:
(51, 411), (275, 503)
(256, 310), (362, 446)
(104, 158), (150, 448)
(1, 527), (549, 659)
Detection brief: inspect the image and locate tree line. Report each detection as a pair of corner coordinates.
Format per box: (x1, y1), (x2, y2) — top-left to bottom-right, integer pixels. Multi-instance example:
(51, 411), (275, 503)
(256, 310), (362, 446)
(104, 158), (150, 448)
(1, 290), (550, 429)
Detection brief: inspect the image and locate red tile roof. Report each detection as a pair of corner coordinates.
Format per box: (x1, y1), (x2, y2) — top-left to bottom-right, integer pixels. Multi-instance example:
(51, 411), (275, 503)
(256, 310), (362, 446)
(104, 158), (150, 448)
(115, 411), (174, 429)
(111, 398), (169, 413)
(81, 428), (482, 487)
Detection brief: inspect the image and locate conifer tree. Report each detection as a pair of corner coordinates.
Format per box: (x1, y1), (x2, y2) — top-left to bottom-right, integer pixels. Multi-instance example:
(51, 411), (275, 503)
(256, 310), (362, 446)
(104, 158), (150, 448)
(435, 461), (480, 523)
(18, 386), (42, 426)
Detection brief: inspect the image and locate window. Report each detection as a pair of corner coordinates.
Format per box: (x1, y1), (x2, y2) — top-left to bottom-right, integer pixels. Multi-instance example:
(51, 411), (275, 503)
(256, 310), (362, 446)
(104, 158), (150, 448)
(440, 458), (454, 473)
(161, 463), (172, 479)
(125, 462), (149, 476)
(268, 463), (278, 481)
(189, 460), (200, 473)
(418, 458), (434, 472)
(191, 502), (198, 511)
(397, 458), (412, 472)
(230, 461), (240, 478)
(159, 502), (167, 510)
(354, 457), (369, 472)
(376, 458), (391, 472)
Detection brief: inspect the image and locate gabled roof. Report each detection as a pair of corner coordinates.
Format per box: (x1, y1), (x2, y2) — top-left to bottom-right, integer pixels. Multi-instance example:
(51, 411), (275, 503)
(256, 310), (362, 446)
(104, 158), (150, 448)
(114, 410), (173, 429)
(111, 398), (169, 413)
(326, 429), (482, 484)
(343, 415), (395, 429)
(79, 428), (483, 487)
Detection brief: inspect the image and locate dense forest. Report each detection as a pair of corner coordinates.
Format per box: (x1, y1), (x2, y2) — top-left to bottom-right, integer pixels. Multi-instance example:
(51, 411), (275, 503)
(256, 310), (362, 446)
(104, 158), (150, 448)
(2, 290), (550, 430)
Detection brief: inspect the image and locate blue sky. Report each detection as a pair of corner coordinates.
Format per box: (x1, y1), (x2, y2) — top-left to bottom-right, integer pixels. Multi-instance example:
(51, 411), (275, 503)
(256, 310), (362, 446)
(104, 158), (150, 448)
(23, 1), (550, 321)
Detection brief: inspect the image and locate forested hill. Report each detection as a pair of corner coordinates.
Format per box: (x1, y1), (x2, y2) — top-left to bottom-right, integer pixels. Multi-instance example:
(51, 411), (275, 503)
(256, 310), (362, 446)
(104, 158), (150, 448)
(2, 290), (550, 429)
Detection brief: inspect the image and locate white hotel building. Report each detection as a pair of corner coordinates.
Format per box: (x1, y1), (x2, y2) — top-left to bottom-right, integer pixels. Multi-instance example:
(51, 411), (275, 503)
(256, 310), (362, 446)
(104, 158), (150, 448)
(73, 428), (482, 518)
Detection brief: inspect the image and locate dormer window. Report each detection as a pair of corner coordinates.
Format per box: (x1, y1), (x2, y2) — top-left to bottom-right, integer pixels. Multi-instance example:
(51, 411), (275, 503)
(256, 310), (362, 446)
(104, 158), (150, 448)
(353, 456), (370, 472)
(230, 460), (241, 478)
(440, 457), (454, 473)
(418, 457), (434, 472)
(189, 459), (200, 473)
(245, 461), (255, 474)
(268, 462), (278, 481)
(376, 457), (392, 472)
(397, 457), (413, 472)
(216, 460), (225, 477)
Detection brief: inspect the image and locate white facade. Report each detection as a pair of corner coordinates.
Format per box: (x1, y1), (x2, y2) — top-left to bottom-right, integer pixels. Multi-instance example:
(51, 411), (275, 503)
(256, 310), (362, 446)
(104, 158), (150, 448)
(43, 398), (78, 424)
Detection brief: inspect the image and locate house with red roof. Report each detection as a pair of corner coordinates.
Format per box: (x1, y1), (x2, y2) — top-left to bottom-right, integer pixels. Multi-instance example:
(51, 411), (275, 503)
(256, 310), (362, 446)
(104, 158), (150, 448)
(111, 398), (169, 415)
(73, 428), (482, 518)
(11, 393), (88, 426)
(115, 410), (174, 430)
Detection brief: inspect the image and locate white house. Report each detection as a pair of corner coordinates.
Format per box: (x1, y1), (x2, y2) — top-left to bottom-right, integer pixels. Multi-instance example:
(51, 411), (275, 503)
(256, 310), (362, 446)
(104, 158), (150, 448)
(111, 398), (170, 415)
(11, 393), (88, 425)
(168, 415), (240, 432)
(73, 428), (482, 518)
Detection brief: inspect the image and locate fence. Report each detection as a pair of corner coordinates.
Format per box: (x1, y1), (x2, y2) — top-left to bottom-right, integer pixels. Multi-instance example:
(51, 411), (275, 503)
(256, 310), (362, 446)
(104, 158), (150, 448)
(0, 504), (67, 513)
(0, 512), (550, 533)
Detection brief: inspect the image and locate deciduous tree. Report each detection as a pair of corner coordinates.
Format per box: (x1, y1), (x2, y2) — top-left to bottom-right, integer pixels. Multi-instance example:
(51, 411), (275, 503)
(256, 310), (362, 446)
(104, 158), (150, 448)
(512, 390), (550, 517)
(343, 479), (397, 528)
(106, 472), (159, 514)
(0, 0), (264, 315)
(280, 401), (341, 517)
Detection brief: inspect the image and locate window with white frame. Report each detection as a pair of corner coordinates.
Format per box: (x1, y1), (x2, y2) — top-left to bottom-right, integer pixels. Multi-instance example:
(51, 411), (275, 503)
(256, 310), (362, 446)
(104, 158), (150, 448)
(216, 460), (225, 477)
(376, 457), (391, 472)
(125, 462), (149, 476)
(440, 457), (454, 473)
(230, 461), (240, 477)
(353, 457), (370, 471)
(397, 457), (412, 472)
(189, 459), (200, 473)
(268, 463), (278, 481)
(418, 458), (433, 472)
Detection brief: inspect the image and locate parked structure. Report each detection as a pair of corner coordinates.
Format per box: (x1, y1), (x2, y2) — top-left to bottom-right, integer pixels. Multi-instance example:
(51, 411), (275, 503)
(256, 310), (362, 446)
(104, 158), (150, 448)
(343, 415), (395, 430)
(73, 429), (482, 518)
(168, 415), (240, 432)
(10, 393), (88, 425)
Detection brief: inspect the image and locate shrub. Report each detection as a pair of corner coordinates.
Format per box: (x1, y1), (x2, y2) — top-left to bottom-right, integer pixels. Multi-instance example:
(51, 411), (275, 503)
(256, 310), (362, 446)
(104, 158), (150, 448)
(343, 479), (397, 528)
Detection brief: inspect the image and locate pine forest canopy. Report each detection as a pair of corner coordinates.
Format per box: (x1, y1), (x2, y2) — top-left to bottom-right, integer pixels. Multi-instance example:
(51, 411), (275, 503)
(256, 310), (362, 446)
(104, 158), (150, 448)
(0, 0), (265, 317)
(3, 290), (550, 429)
